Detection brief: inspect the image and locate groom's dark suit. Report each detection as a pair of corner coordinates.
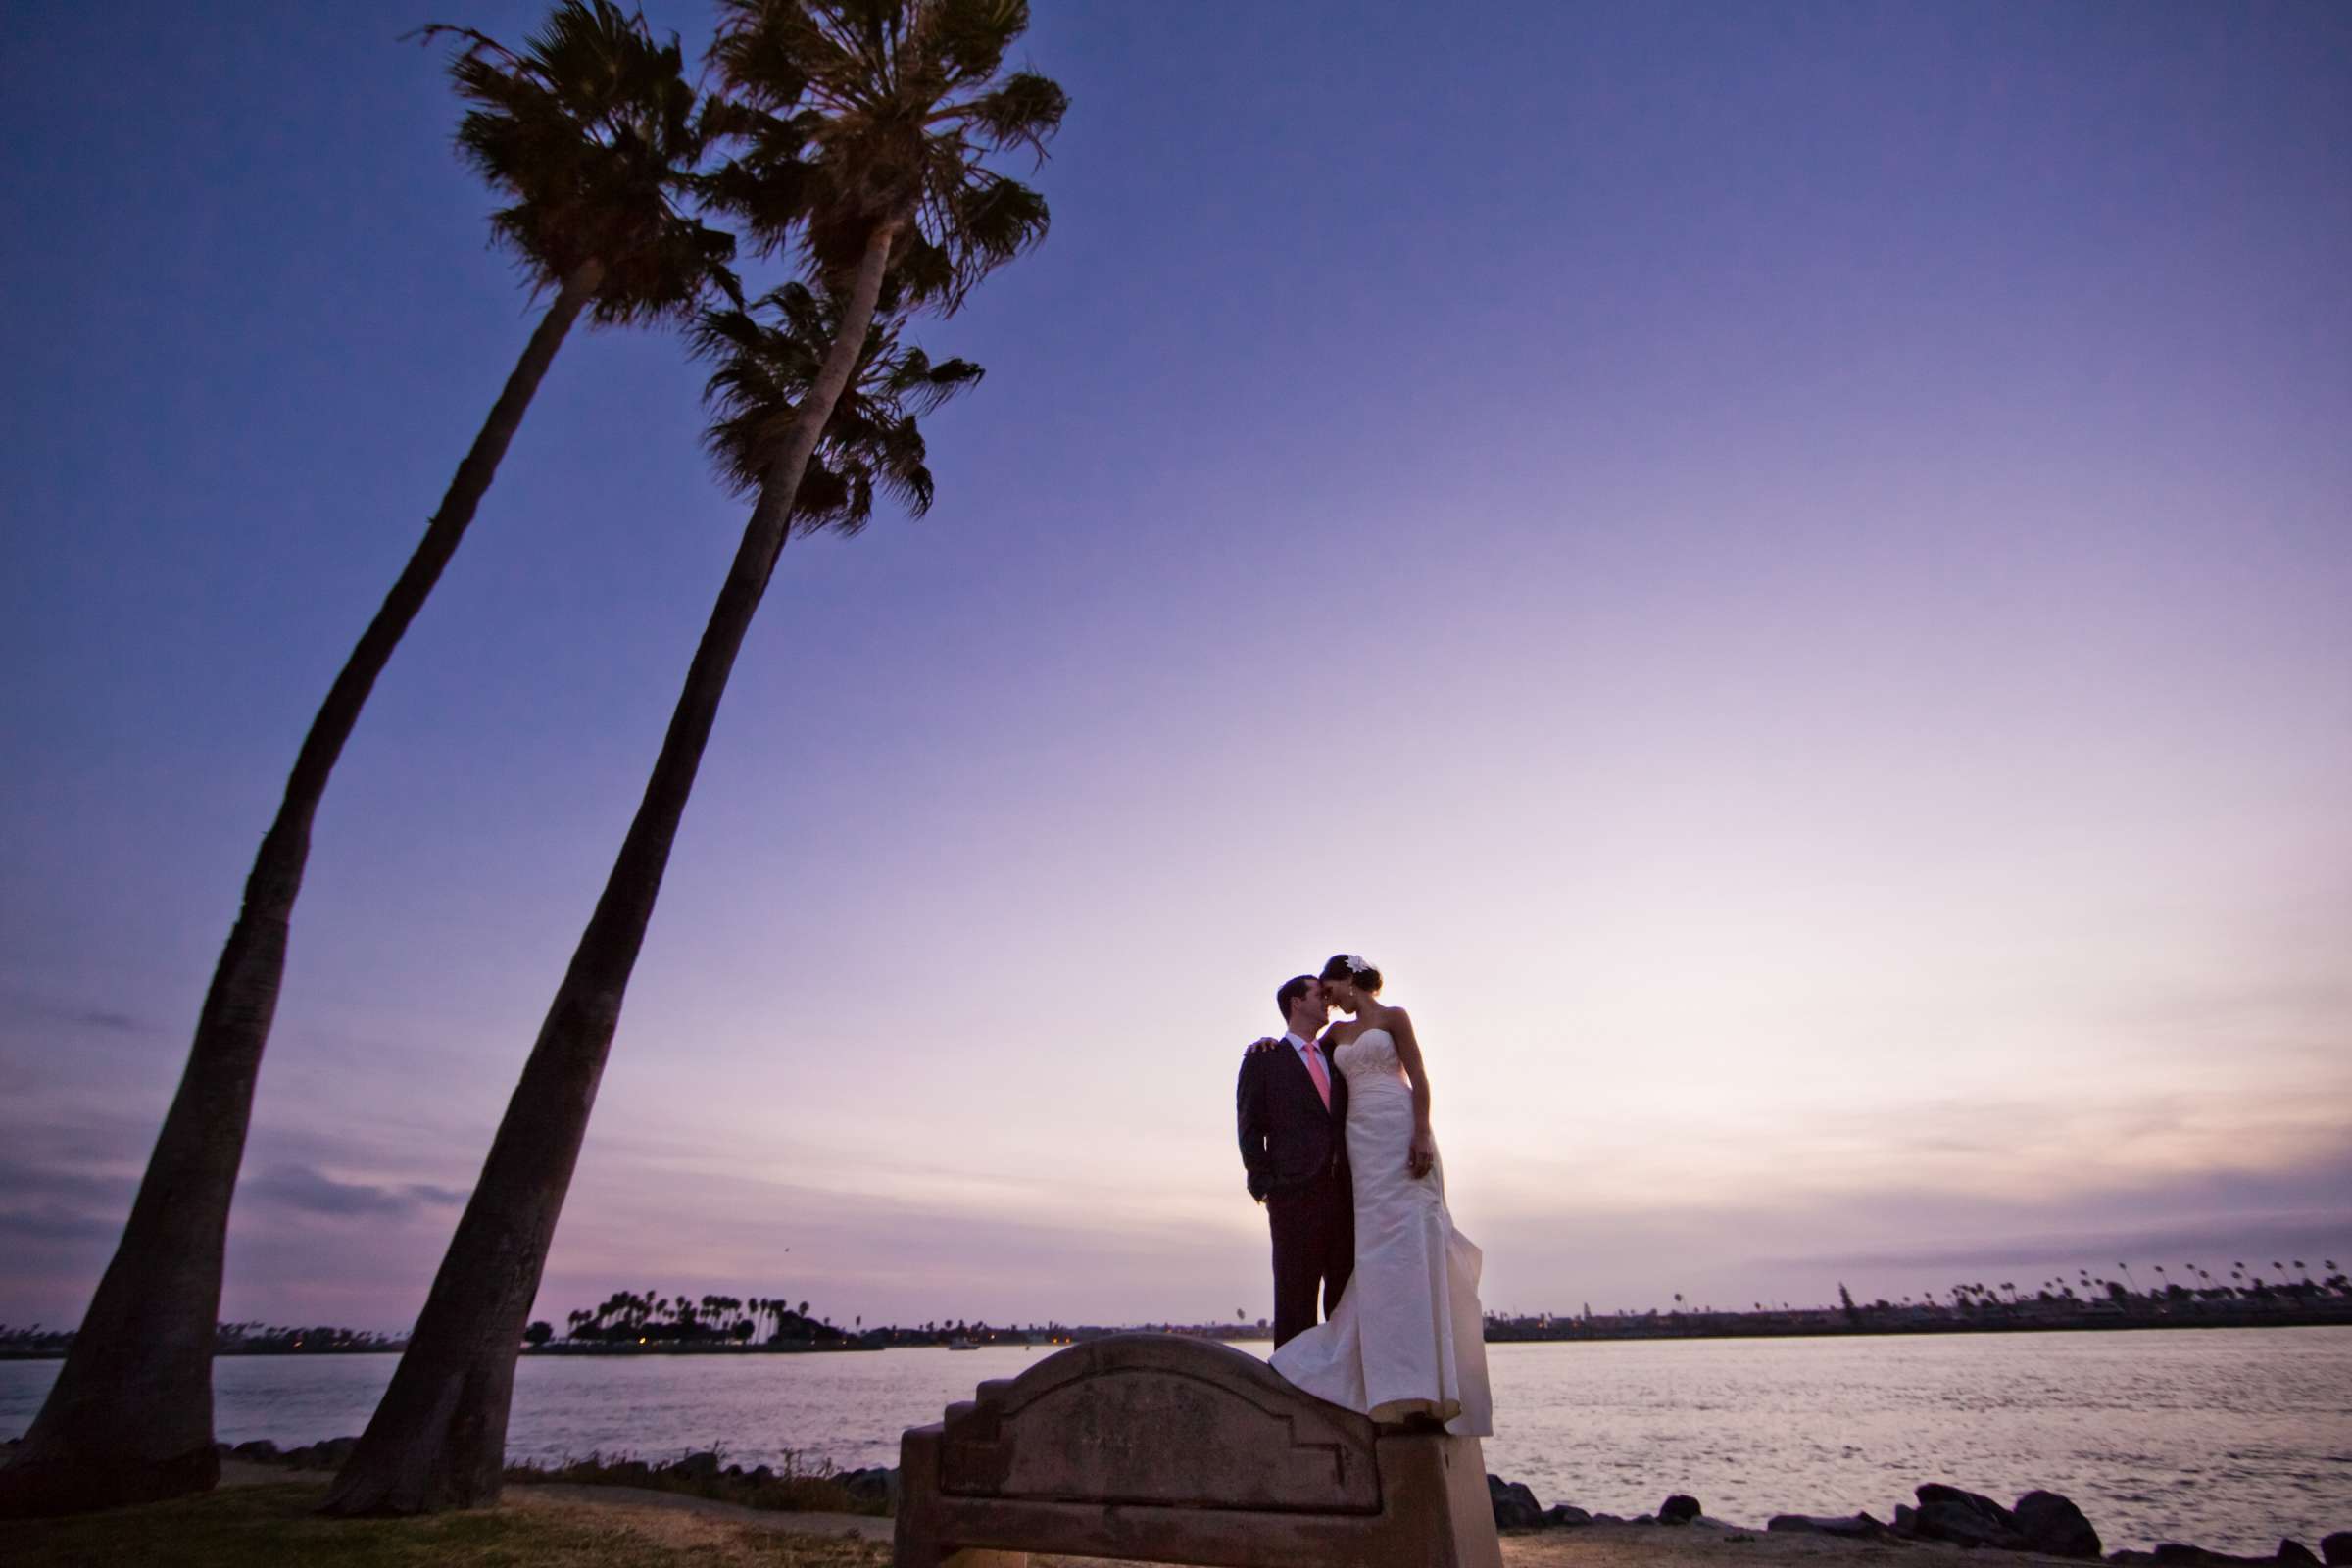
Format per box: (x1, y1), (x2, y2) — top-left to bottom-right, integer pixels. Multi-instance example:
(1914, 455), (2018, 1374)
(1237, 1034), (1354, 1348)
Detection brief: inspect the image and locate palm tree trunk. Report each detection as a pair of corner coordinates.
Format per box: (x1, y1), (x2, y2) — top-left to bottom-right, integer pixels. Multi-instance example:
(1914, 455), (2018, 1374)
(323, 222), (901, 1517)
(0, 259), (605, 1522)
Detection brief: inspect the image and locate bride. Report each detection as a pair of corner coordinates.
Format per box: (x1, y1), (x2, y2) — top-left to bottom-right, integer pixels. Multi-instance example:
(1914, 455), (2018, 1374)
(1262, 954), (1492, 1436)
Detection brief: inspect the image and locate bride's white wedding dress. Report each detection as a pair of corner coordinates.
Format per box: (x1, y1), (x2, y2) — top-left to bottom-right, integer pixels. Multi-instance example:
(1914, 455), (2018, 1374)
(1270, 1027), (1493, 1436)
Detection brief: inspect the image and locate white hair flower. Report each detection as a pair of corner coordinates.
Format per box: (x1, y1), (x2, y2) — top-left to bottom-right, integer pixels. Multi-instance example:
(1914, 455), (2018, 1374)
(1341, 955), (1372, 977)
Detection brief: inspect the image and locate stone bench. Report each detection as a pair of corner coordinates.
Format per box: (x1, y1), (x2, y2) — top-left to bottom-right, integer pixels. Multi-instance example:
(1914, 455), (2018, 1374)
(894, 1332), (1502, 1568)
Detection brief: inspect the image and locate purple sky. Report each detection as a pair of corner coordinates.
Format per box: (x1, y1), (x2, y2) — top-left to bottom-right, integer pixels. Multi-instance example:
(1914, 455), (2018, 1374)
(3, 1), (2347, 1334)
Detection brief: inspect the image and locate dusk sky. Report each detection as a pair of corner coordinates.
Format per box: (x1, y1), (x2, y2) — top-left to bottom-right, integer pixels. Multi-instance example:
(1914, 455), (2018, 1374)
(3, 1), (2347, 1335)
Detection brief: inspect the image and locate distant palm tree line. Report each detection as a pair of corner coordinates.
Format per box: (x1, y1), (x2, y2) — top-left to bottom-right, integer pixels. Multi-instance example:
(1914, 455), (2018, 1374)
(1937, 1257), (2350, 1310)
(539, 1299), (1074, 1348)
(0, 1323), (405, 1358)
(1821, 1259), (2347, 1320)
(0, 0), (1064, 1523)
(1481, 1259), (2350, 1343)
(1, 1308), (1140, 1360)
(1855, 1257), (2352, 1316)
(552, 1292), (853, 1346)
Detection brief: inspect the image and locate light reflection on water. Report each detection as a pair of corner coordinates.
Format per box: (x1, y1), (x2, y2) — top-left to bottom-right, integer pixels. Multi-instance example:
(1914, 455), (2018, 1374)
(4, 1327), (2345, 1554)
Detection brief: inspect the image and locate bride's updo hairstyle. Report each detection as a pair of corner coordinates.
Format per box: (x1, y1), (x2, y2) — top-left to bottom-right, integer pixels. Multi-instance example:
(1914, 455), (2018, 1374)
(1318, 954), (1382, 994)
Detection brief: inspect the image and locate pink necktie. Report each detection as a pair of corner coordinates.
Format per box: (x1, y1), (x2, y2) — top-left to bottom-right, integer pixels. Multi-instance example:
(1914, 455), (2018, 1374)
(1301, 1041), (1332, 1110)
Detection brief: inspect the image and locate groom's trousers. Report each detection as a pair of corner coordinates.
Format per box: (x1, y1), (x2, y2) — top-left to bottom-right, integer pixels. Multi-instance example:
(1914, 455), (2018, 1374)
(1266, 1170), (1354, 1349)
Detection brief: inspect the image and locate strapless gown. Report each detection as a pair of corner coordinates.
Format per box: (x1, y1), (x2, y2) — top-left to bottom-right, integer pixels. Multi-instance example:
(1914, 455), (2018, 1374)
(1269, 1027), (1493, 1436)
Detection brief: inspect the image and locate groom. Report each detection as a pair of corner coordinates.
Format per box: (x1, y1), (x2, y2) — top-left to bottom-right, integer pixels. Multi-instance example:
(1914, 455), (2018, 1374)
(1236, 974), (1353, 1348)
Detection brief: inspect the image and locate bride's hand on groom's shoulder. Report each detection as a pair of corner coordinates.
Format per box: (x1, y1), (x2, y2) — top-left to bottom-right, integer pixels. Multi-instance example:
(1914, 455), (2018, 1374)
(1243, 1037), (1282, 1054)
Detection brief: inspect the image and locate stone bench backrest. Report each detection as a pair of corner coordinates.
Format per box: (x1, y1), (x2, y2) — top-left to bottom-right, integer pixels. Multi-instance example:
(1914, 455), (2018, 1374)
(937, 1334), (1382, 1514)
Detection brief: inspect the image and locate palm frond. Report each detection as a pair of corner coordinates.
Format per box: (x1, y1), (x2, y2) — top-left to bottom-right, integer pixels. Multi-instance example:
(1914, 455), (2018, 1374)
(914, 0), (1024, 86)
(430, 0), (733, 321)
(952, 70), (1066, 157)
(705, 0), (1063, 315)
(692, 276), (981, 534)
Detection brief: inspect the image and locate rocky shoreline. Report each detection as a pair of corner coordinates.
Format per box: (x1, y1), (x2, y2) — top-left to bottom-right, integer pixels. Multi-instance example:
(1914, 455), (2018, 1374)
(1482, 1475), (2350, 1568)
(9, 1433), (2343, 1565)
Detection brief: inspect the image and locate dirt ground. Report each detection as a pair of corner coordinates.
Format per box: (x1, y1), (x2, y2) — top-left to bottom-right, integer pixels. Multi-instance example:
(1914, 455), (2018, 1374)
(1041, 1524), (2091, 1568)
(215, 1462), (2098, 1568)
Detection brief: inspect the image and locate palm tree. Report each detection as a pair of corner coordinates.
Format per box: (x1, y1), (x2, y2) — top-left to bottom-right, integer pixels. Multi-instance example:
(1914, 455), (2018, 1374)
(323, 0), (1053, 1487)
(329, 289), (980, 1511)
(0, 5), (730, 1522)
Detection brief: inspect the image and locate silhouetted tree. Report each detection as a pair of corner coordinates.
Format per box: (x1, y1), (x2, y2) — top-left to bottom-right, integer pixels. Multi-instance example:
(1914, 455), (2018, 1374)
(0, 4), (731, 1521)
(326, 9), (1055, 1513)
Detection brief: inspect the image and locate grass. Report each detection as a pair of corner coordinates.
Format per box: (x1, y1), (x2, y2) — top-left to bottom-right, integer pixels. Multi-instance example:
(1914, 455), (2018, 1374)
(504, 1447), (885, 1515)
(4, 1479), (1800, 1568)
(9, 1480), (891, 1568)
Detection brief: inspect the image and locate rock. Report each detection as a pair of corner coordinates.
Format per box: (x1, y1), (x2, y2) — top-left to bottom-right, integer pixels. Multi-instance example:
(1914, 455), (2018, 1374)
(2322, 1534), (2352, 1567)
(1770, 1513), (1888, 1540)
(840, 1466), (899, 1507)
(311, 1437), (359, 1470)
(1917, 1500), (2029, 1551)
(1913, 1483), (2025, 1550)
(748, 1464), (775, 1485)
(1893, 1503), (1918, 1535)
(2150, 1545), (2264, 1566)
(1661, 1494), (1703, 1525)
(1492, 1496), (1544, 1531)
(2014, 1490), (2103, 1559)
(1590, 1513), (1626, 1525)
(1921, 1483), (2020, 1526)
(668, 1450), (721, 1481)
(724, 1463), (744, 1479)
(279, 1446), (317, 1469)
(1544, 1504), (1592, 1528)
(230, 1439), (279, 1461)
(2279, 1543), (2319, 1567)
(1486, 1474), (1544, 1531)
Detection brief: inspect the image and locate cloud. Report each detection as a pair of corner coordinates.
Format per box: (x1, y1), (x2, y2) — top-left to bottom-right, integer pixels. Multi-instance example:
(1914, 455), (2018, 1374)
(1798, 1211), (2351, 1274)
(0, 1206), (119, 1244)
(0, 1155), (137, 1212)
(1446, 1138), (2352, 1317)
(239, 1164), (466, 1220)
(0, 988), (151, 1036)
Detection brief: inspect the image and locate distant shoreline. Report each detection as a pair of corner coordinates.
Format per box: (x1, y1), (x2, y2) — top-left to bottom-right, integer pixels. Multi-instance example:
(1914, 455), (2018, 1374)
(1484, 1297), (2352, 1344)
(3, 1307), (2346, 1363)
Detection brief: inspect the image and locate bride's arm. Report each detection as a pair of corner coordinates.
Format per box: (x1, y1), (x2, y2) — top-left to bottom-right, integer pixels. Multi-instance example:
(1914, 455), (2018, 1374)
(1387, 1006), (1439, 1179)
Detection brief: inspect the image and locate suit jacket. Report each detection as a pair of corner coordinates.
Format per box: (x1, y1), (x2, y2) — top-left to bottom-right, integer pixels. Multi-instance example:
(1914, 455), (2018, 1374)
(1237, 1035), (1350, 1201)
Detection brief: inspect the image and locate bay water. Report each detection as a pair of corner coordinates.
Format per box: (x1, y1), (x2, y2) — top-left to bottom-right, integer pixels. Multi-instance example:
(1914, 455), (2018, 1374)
(5, 1327), (2346, 1554)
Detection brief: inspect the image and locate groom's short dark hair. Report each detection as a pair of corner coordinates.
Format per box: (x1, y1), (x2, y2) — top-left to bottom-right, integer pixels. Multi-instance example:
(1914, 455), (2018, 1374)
(1275, 975), (1315, 1023)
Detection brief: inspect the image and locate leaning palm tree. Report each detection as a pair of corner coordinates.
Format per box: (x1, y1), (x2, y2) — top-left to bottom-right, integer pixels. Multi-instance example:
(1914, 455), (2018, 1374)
(0, 3), (732, 1522)
(324, 263), (1001, 1513)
